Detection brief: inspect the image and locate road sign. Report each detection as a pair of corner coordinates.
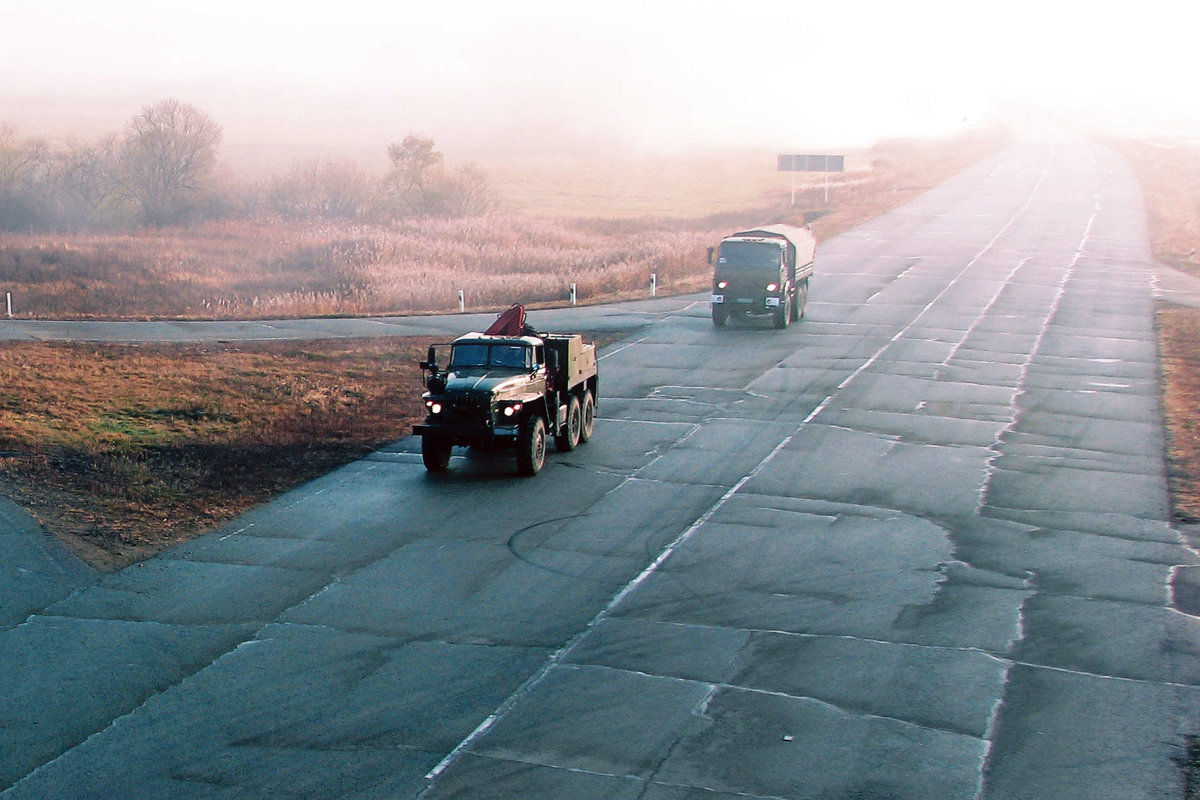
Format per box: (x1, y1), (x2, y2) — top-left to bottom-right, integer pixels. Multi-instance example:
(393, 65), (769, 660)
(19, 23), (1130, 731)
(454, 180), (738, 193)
(778, 154), (844, 172)
(778, 154), (845, 206)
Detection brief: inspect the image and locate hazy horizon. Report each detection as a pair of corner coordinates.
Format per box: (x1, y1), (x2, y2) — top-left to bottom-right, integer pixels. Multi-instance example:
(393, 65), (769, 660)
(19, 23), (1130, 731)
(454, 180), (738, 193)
(3, 0), (1199, 167)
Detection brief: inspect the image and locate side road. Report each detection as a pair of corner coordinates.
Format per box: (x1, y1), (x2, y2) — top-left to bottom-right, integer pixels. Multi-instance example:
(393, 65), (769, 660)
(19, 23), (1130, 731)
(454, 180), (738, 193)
(0, 296), (694, 343)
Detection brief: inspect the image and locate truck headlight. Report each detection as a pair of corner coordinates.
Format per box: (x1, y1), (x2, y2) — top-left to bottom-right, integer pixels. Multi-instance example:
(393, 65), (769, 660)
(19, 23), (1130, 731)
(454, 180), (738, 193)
(426, 401), (443, 415)
(766, 282), (779, 292)
(502, 402), (523, 417)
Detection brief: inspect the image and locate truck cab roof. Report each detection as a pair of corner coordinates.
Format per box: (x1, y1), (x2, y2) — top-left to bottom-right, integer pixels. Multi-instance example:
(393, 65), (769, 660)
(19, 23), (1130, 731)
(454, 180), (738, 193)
(452, 332), (543, 347)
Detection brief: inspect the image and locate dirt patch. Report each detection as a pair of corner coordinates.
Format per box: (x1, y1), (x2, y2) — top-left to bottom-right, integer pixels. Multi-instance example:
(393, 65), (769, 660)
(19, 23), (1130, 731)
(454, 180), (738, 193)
(1159, 305), (1200, 523)
(0, 337), (435, 570)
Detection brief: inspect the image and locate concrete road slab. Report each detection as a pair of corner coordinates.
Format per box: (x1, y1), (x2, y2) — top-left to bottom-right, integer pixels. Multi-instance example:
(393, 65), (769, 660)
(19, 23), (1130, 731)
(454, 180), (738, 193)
(468, 664), (713, 779)
(0, 615), (254, 788)
(652, 685), (987, 800)
(0, 497), (94, 627)
(981, 665), (1200, 800)
(750, 424), (993, 518)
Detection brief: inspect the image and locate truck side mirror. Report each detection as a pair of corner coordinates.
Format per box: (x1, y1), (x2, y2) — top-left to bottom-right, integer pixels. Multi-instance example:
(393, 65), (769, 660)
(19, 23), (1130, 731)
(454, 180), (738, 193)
(419, 346), (438, 369)
(419, 345), (440, 381)
(706, 246), (715, 265)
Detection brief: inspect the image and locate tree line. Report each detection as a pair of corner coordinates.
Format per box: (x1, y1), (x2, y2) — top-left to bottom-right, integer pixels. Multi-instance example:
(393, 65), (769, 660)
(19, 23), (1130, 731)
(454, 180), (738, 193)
(0, 99), (495, 232)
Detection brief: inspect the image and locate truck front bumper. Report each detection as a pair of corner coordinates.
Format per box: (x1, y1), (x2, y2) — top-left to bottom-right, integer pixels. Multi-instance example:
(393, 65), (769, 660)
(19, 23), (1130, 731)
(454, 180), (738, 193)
(413, 423), (519, 446)
(711, 294), (783, 315)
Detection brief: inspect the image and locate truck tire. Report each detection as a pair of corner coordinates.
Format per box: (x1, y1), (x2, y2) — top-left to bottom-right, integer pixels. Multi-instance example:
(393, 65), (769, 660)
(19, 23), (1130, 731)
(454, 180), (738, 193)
(712, 305), (728, 326)
(421, 436), (452, 471)
(517, 415), (547, 476)
(797, 278), (809, 319)
(555, 396), (582, 452)
(773, 293), (792, 329)
(579, 390), (595, 443)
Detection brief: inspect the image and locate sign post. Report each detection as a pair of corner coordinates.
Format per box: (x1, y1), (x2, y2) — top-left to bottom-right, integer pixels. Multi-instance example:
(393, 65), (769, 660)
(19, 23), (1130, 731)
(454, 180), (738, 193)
(778, 154), (845, 205)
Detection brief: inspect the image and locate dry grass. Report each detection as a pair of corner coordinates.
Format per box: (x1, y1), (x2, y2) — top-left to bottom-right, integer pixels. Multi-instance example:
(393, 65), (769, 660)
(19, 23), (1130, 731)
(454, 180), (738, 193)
(1159, 307), (1200, 522)
(0, 338), (434, 569)
(0, 218), (720, 318)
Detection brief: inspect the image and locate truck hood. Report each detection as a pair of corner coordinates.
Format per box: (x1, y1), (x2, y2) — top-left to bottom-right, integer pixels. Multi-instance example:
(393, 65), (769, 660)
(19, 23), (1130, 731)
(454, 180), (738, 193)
(444, 369), (529, 394)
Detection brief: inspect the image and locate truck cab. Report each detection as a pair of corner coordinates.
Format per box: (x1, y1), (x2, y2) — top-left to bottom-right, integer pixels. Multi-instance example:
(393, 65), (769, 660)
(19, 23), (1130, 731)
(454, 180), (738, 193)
(709, 224), (815, 329)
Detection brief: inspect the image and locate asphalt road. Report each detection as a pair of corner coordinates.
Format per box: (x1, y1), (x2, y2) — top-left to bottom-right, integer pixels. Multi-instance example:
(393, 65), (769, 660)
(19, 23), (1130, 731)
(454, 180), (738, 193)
(3, 128), (1200, 799)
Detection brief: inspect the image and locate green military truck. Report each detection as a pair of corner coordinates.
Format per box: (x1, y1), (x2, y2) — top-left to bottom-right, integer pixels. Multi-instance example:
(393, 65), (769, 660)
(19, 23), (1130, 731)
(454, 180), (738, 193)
(709, 223), (816, 328)
(413, 305), (598, 476)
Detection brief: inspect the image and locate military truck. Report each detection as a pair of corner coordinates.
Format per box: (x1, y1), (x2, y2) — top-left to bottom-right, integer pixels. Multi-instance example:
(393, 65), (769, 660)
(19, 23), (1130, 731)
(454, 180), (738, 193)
(413, 304), (598, 476)
(709, 223), (816, 328)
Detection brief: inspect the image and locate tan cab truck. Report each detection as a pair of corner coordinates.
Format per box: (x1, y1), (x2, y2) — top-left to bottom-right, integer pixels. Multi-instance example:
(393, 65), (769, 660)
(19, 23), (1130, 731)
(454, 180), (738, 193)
(413, 305), (598, 476)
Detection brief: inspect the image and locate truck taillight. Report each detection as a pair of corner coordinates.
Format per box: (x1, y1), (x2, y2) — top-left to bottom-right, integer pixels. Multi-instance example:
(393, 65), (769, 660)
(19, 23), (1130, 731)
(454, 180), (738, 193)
(716, 280), (728, 290)
(766, 282), (779, 292)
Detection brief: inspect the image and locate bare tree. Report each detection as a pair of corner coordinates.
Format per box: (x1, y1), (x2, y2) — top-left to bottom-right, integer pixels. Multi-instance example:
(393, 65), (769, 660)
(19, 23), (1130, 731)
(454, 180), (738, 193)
(120, 99), (222, 226)
(387, 135), (442, 196)
(380, 134), (446, 215)
(0, 125), (54, 231)
(269, 158), (371, 220)
(441, 163), (497, 216)
(53, 135), (125, 228)
(378, 135), (495, 217)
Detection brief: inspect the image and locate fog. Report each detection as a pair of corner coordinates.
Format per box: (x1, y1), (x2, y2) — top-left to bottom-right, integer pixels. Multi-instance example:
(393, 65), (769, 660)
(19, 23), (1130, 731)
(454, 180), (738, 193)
(2, 0), (1198, 165)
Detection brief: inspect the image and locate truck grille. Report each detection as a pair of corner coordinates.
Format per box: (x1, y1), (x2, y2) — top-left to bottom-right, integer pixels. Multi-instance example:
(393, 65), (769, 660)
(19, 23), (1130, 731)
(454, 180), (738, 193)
(445, 391), (490, 424)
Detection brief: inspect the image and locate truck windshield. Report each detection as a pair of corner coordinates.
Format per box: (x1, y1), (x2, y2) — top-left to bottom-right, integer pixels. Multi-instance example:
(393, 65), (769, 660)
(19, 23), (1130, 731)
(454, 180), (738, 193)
(450, 343), (530, 369)
(717, 241), (783, 269)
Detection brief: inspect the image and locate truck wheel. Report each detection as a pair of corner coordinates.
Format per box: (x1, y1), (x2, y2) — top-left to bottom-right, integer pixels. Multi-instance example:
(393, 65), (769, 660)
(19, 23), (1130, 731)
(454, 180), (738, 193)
(517, 416), (547, 476)
(712, 306), (728, 326)
(421, 436), (452, 471)
(773, 295), (791, 329)
(579, 390), (595, 443)
(555, 396), (582, 452)
(797, 279), (809, 319)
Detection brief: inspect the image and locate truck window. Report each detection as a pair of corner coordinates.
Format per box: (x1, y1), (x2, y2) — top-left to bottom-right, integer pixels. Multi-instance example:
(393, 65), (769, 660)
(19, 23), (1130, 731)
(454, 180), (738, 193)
(490, 344), (529, 368)
(449, 343), (531, 369)
(718, 241), (784, 269)
(450, 343), (489, 368)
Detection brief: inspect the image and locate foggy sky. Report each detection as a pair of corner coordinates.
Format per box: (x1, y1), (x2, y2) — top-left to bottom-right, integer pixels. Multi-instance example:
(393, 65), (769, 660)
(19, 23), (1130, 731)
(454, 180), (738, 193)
(2, 0), (1198, 161)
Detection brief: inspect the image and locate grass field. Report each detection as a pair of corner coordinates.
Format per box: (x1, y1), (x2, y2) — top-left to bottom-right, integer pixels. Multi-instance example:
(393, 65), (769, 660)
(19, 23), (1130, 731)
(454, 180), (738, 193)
(0, 338), (435, 569)
(5, 122), (1198, 569)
